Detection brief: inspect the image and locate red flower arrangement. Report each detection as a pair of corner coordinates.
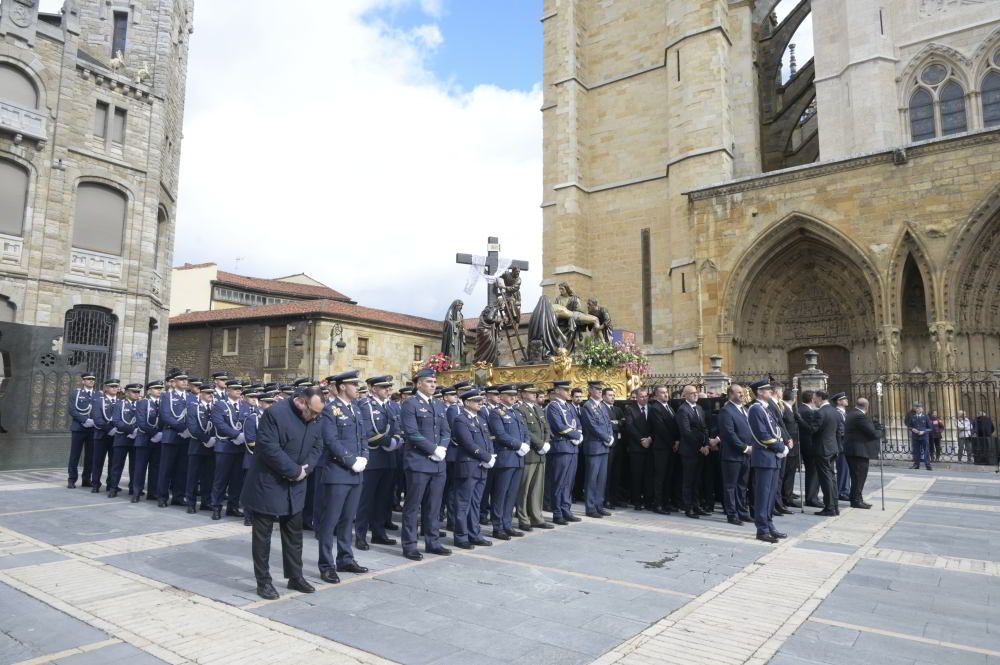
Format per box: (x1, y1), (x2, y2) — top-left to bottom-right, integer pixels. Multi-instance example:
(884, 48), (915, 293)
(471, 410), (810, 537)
(424, 352), (455, 372)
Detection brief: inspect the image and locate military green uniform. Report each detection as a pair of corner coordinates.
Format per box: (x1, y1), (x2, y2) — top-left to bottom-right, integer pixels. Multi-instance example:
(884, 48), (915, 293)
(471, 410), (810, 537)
(516, 400), (551, 528)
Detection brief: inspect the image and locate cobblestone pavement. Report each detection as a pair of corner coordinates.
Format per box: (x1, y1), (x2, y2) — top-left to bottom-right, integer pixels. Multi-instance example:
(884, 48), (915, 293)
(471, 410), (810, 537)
(1, 466), (998, 665)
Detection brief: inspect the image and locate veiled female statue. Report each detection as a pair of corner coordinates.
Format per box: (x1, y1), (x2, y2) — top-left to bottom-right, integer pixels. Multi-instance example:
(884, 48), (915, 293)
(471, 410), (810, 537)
(473, 302), (503, 366)
(441, 299), (465, 363)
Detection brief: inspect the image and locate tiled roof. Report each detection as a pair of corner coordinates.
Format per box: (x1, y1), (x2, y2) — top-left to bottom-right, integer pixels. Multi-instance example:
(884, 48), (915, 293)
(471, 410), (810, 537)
(170, 299), (441, 334)
(214, 271), (353, 302)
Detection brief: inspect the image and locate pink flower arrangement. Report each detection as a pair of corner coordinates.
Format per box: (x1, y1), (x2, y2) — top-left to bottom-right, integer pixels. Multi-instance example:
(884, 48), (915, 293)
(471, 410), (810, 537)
(425, 352), (455, 373)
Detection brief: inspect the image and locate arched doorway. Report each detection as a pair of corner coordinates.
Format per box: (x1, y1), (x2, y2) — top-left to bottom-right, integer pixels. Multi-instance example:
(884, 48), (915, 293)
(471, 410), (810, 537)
(723, 216), (881, 380)
(63, 306), (117, 384)
(788, 346), (851, 393)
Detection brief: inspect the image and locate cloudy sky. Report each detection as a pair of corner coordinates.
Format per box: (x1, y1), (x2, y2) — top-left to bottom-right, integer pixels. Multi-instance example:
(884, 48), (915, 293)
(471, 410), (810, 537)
(43, 0), (545, 321)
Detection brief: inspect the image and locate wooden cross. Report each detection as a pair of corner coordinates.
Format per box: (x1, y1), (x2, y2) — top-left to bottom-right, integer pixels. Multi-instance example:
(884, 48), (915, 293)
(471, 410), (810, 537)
(456, 236), (529, 307)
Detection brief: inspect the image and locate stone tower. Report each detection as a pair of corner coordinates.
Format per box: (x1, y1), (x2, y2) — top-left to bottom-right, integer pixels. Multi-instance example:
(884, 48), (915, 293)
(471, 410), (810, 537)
(0, 0), (193, 467)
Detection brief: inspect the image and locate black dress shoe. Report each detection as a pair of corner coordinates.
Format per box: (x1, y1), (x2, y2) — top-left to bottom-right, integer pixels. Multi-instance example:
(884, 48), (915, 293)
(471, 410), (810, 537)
(425, 546), (452, 556)
(67, 481), (76, 489)
(518, 523), (534, 532)
(738, 513), (753, 521)
(756, 532), (779, 544)
(564, 514), (581, 523)
(586, 512), (603, 518)
(770, 531), (788, 539)
(925, 465), (933, 471)
(130, 495), (140, 503)
(851, 502), (872, 510)
(211, 507), (222, 520)
(186, 504), (197, 514)
(834, 509), (841, 516)
(371, 535), (397, 546)
(815, 509), (837, 516)
(506, 529), (525, 538)
(532, 522), (555, 530)
(226, 507), (244, 518)
(652, 507), (668, 515)
(598, 508), (613, 517)
(492, 530), (511, 541)
(403, 550), (423, 561)
(455, 541), (475, 550)
(694, 507), (710, 516)
(157, 498), (168, 508)
(91, 486), (101, 493)
(319, 569), (340, 584)
(170, 498), (185, 506)
(804, 501), (823, 509)
(385, 522), (399, 531)
(355, 538), (370, 551)
(775, 506), (793, 515)
(287, 577), (315, 593)
(727, 516), (743, 525)
(910, 464), (920, 469)
(337, 562), (369, 574)
(82, 480), (92, 488)
(107, 489), (118, 498)
(470, 538), (492, 547)
(552, 517), (568, 525)
(685, 509), (700, 519)
(785, 499), (802, 508)
(256, 582), (279, 600)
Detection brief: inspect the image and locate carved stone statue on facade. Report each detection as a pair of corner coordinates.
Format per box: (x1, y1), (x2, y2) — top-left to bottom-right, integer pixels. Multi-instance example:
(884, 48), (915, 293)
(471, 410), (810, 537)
(587, 298), (614, 344)
(441, 299), (465, 364)
(473, 302), (502, 366)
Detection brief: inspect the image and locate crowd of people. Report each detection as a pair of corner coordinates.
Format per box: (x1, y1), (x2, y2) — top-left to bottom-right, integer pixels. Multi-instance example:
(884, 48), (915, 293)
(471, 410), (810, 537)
(66, 369), (885, 600)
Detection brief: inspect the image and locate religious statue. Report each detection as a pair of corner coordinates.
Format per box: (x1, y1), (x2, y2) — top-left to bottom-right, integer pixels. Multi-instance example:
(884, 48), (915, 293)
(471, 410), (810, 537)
(441, 299), (465, 364)
(552, 282), (598, 351)
(473, 302), (503, 366)
(527, 295), (566, 361)
(496, 267), (523, 329)
(587, 298), (614, 344)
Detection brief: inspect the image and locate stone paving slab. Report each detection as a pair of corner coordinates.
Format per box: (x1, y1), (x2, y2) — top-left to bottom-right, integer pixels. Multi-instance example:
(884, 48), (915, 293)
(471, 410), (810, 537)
(0, 583), (112, 664)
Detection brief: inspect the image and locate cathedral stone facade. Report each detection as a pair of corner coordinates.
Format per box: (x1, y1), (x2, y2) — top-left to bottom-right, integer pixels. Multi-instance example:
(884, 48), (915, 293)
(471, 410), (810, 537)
(0, 0), (191, 468)
(541, 0), (1000, 379)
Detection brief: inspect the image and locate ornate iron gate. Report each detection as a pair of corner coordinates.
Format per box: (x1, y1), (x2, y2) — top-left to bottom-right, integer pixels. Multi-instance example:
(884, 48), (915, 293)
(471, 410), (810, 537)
(63, 306), (117, 385)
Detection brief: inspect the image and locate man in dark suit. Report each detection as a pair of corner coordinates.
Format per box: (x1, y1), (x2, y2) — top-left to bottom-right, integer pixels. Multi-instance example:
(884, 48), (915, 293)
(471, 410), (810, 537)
(844, 398), (880, 509)
(716, 384), (752, 525)
(796, 390), (821, 507)
(676, 385), (717, 518)
(623, 387), (654, 510)
(602, 387), (626, 509)
(778, 388), (801, 509)
(647, 385), (679, 514)
(813, 391), (841, 516)
(240, 386), (326, 600)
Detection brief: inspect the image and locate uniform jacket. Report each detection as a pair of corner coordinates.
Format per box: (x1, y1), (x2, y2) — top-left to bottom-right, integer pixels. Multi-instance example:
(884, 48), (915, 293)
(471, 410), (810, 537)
(92, 393), (118, 437)
(516, 401), (550, 464)
(488, 404), (527, 468)
(187, 399), (216, 455)
(905, 411), (932, 443)
(68, 387), (95, 432)
(400, 393), (450, 473)
(580, 398), (613, 456)
(845, 408), (880, 459)
(717, 400), (753, 463)
(676, 400), (709, 458)
(360, 395), (401, 471)
(747, 400), (786, 468)
(648, 400), (679, 451)
(240, 398), (325, 516)
(622, 402), (653, 453)
(321, 398), (369, 485)
(546, 399), (582, 454)
(211, 399), (249, 454)
(135, 397), (160, 447)
(111, 399), (138, 447)
(451, 409), (493, 479)
(815, 403), (842, 457)
(159, 389), (189, 444)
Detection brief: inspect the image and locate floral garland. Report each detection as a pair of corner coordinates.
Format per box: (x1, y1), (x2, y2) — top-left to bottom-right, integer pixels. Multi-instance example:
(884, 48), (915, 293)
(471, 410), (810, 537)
(424, 352), (455, 373)
(575, 339), (650, 375)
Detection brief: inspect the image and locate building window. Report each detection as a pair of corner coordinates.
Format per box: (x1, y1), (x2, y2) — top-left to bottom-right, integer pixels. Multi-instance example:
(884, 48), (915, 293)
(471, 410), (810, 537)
(212, 286), (291, 307)
(0, 63), (39, 109)
(223, 328), (239, 356)
(640, 228), (652, 344)
(93, 101), (126, 147)
(94, 101), (108, 138)
(357, 337), (369, 356)
(265, 325), (287, 368)
(111, 107), (127, 144)
(73, 183), (127, 256)
(112, 11), (129, 58)
(413, 345), (423, 362)
(984, 70), (1000, 128)
(0, 159), (29, 237)
(907, 62), (967, 141)
(153, 207), (167, 269)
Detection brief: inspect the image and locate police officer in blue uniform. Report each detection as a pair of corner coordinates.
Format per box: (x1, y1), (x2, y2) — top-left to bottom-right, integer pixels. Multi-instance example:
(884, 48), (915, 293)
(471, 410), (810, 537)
(399, 368), (451, 560)
(355, 375), (402, 550)
(107, 383), (142, 498)
(451, 389), (495, 549)
(441, 382), (467, 531)
(545, 381), (583, 524)
(747, 380), (788, 543)
(317, 371), (370, 583)
(158, 370), (190, 507)
(478, 385), (502, 524)
(132, 380), (163, 503)
(905, 401), (933, 470)
(67, 372), (97, 488)
(90, 378), (120, 493)
(210, 380), (250, 520)
(487, 385), (529, 539)
(185, 383), (219, 514)
(211, 372), (228, 402)
(579, 380), (615, 518)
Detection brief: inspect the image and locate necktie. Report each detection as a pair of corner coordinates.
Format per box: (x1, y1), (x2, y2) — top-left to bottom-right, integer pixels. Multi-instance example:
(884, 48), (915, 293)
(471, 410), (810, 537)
(641, 406), (646, 419)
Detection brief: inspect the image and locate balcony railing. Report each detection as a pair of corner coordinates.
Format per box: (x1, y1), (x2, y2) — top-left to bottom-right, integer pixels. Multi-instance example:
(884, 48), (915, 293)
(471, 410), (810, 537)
(264, 347), (288, 369)
(0, 100), (47, 142)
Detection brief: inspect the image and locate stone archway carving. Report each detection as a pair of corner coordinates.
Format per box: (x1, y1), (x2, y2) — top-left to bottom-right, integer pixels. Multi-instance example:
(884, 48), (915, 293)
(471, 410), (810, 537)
(944, 183), (1000, 327)
(886, 225), (939, 327)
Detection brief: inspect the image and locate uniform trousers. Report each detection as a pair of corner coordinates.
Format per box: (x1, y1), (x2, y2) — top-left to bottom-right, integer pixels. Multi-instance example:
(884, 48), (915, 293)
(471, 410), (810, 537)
(355, 467), (395, 541)
(90, 433), (113, 488)
(251, 511), (303, 584)
(131, 445), (155, 498)
(68, 430), (93, 484)
(584, 452), (608, 514)
(106, 445), (134, 493)
(401, 469), (445, 553)
(317, 482), (362, 570)
(721, 457), (750, 518)
(606, 440), (624, 505)
(211, 452), (244, 508)
(184, 448), (215, 506)
(543, 454), (555, 511)
(836, 452), (850, 497)
(628, 448), (652, 507)
(803, 454), (820, 504)
(453, 474), (486, 544)
(490, 466), (522, 532)
(548, 452), (577, 519)
(157, 443), (186, 501)
(443, 462), (457, 527)
(752, 467), (778, 534)
(479, 472), (494, 522)
(516, 459), (546, 526)
(911, 438), (929, 466)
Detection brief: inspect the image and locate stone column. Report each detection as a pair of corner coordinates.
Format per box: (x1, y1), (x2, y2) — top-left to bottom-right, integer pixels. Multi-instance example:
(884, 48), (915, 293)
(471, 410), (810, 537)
(702, 354), (730, 396)
(794, 348), (828, 393)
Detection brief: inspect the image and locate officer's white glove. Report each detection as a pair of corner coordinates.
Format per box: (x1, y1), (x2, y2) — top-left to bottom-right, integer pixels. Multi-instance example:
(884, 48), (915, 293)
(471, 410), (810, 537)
(83, 418), (95, 428)
(108, 427), (119, 436)
(382, 436), (402, 452)
(179, 430), (192, 439)
(604, 436), (614, 447)
(487, 454), (497, 469)
(235, 432), (246, 445)
(351, 458), (368, 473)
(430, 446), (447, 462)
(572, 437), (581, 446)
(204, 436), (217, 449)
(152, 432), (163, 443)
(776, 449), (788, 459)
(128, 430), (137, 439)
(540, 442), (551, 455)
(517, 442), (530, 457)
